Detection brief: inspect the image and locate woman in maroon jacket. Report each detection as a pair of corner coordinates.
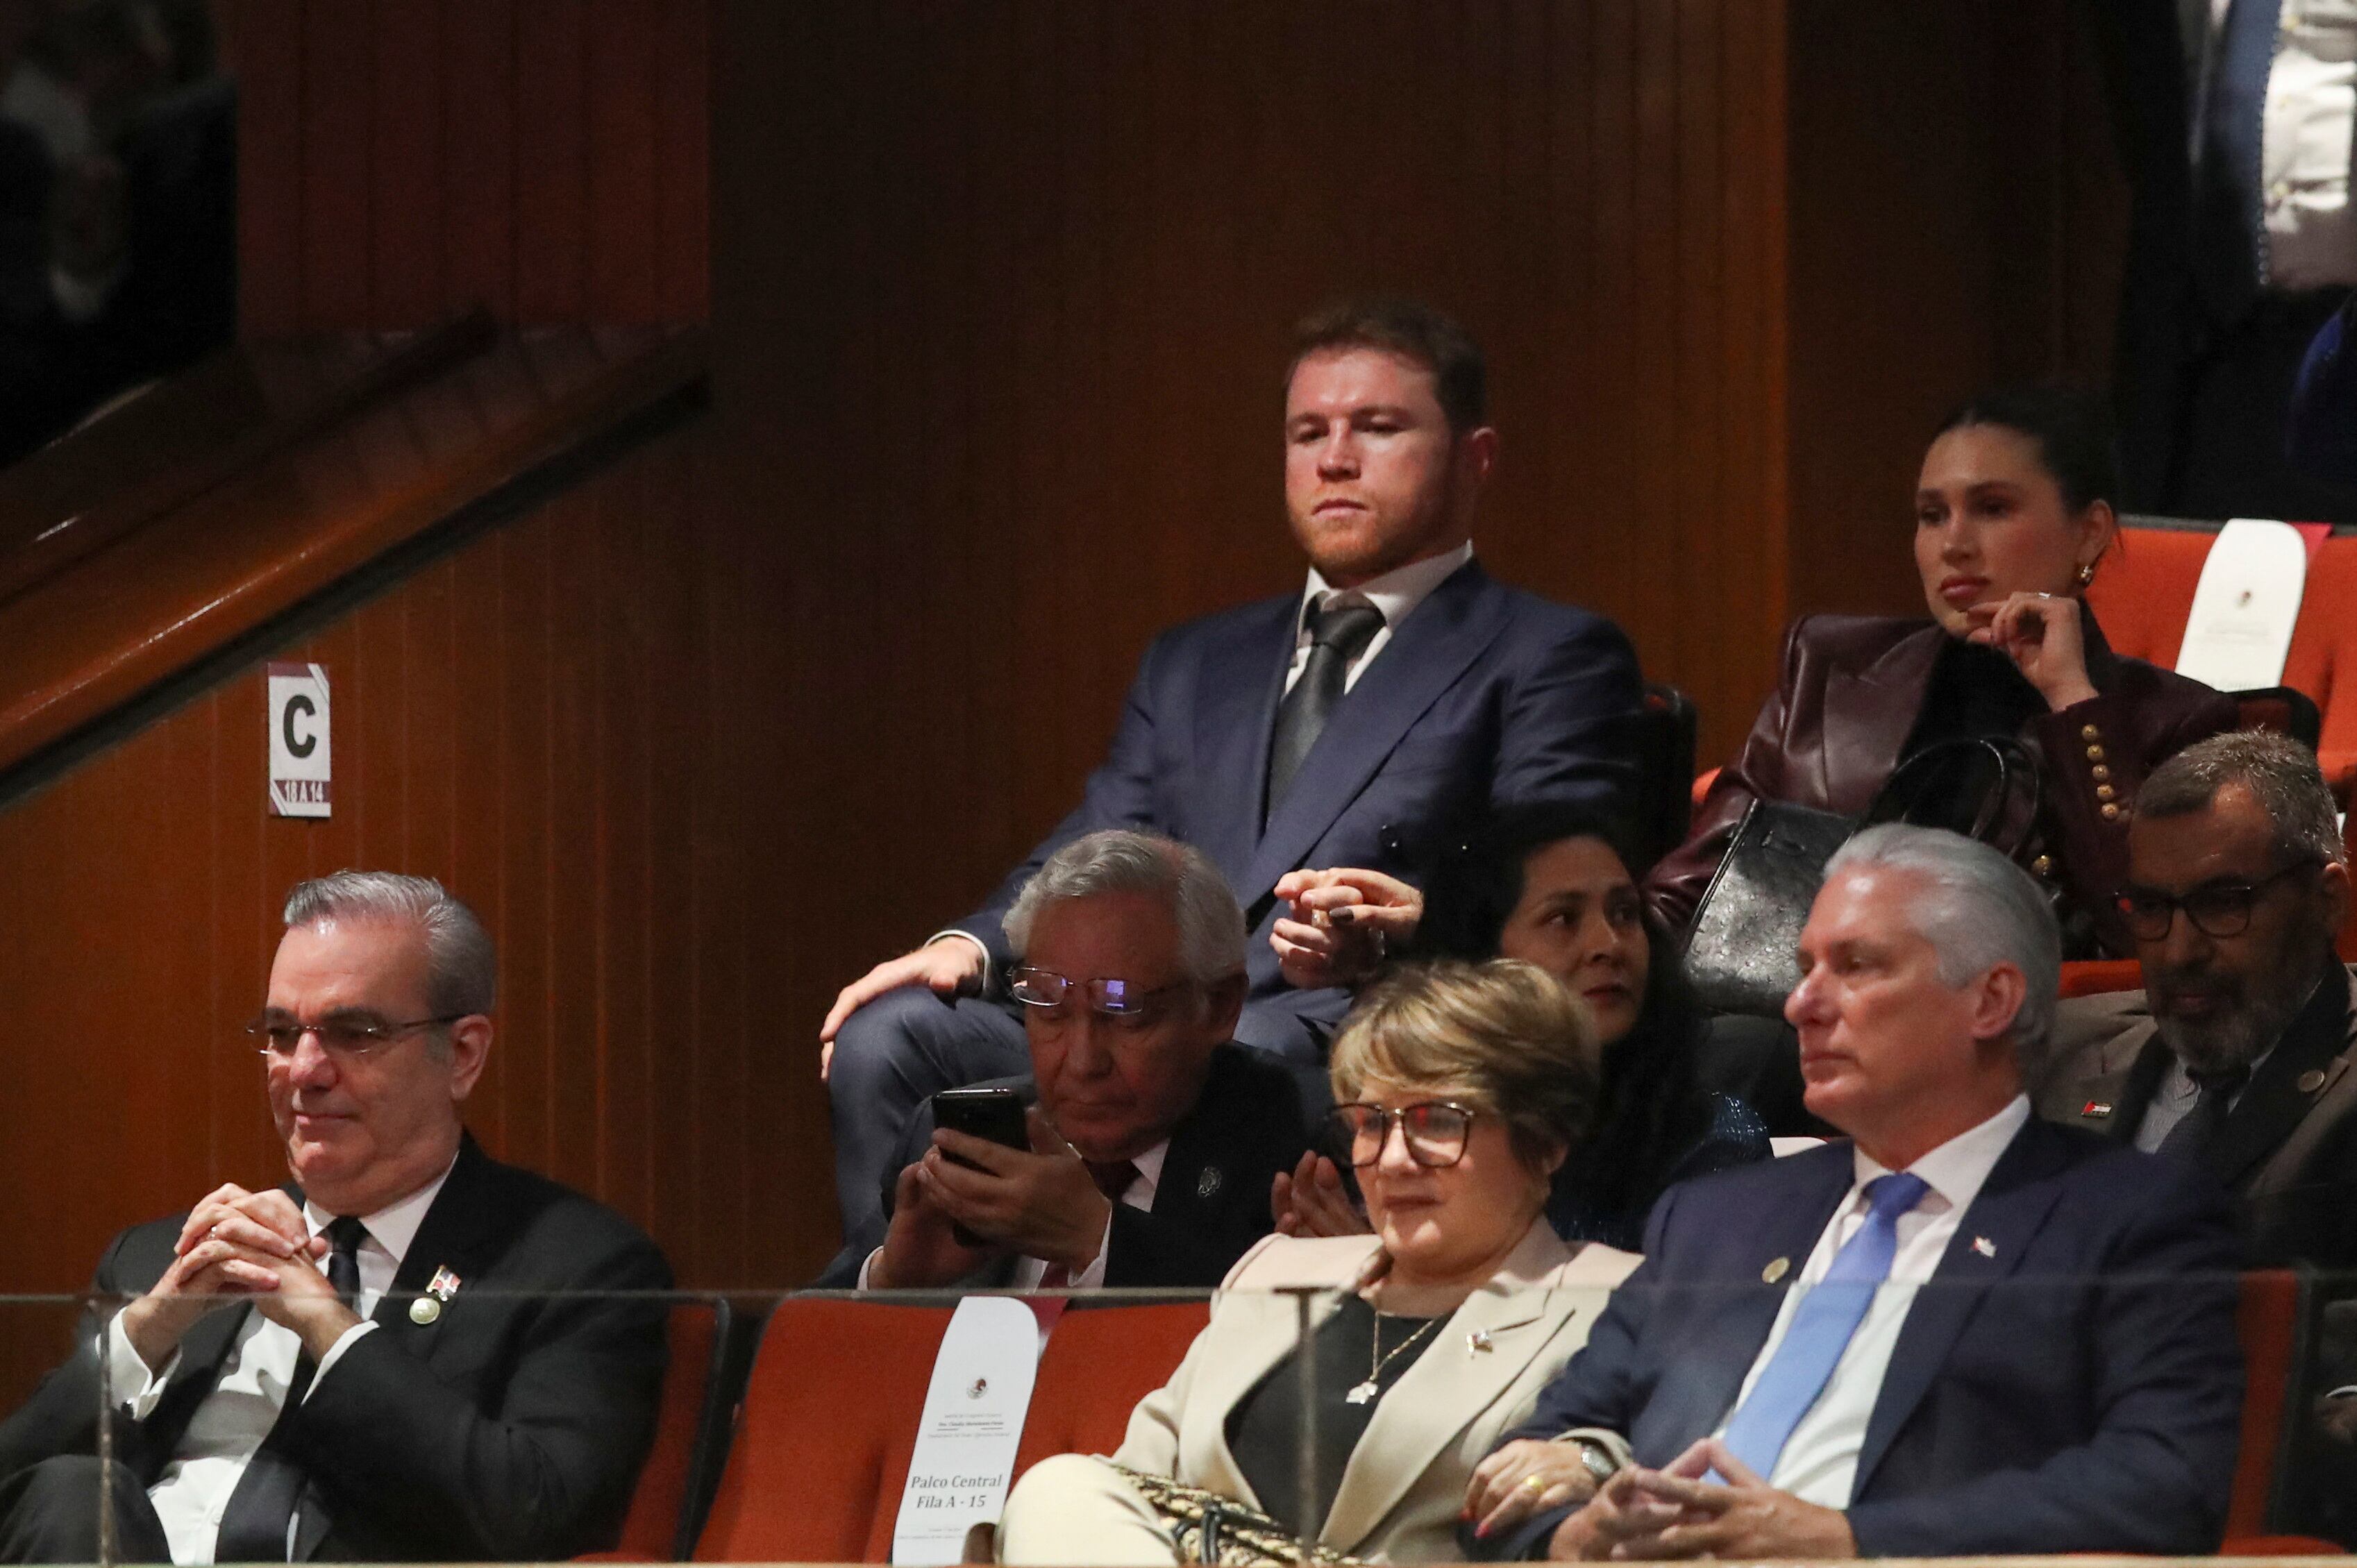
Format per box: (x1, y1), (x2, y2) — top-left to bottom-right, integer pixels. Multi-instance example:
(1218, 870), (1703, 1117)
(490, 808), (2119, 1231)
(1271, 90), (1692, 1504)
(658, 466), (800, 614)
(1650, 388), (2236, 959)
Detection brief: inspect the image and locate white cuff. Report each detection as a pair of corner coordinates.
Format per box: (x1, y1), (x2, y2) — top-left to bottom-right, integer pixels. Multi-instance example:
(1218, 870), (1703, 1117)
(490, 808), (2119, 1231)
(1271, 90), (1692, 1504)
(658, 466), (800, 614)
(302, 1320), (379, 1397)
(925, 929), (993, 995)
(1066, 1210), (1115, 1290)
(854, 1247), (883, 1292)
(103, 1314), (178, 1420)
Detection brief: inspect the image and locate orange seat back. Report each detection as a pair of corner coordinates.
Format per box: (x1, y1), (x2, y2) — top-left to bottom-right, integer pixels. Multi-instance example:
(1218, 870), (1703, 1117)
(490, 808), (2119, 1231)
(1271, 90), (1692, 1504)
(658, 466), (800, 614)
(694, 1300), (954, 1562)
(1015, 1301), (1211, 1475)
(2058, 959), (2143, 1000)
(2090, 525), (2357, 795)
(2230, 1269), (2308, 1540)
(612, 1299), (728, 1559)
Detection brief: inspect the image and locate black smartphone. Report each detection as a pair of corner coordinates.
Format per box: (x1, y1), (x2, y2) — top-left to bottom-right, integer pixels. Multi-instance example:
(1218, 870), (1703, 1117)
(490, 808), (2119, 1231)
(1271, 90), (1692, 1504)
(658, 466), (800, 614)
(929, 1088), (1030, 1248)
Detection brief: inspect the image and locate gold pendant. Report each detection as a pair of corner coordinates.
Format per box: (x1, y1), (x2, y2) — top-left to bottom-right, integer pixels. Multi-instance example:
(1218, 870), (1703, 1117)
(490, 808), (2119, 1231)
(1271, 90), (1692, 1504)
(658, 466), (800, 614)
(1344, 1379), (1379, 1404)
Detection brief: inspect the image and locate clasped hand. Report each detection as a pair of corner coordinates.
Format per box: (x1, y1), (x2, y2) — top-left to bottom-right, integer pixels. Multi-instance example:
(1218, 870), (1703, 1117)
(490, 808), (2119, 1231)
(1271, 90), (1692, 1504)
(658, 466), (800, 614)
(1550, 1439), (1855, 1560)
(1962, 592), (2097, 711)
(1269, 868), (1423, 990)
(119, 1185), (361, 1371)
(873, 1109), (1112, 1289)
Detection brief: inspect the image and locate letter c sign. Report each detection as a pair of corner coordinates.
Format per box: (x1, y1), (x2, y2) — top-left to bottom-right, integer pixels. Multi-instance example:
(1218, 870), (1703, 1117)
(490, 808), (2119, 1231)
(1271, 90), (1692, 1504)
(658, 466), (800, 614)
(266, 662), (332, 818)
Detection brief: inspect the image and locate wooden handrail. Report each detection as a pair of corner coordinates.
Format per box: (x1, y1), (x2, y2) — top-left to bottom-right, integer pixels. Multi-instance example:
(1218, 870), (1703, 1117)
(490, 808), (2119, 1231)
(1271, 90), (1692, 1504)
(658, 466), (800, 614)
(0, 310), (500, 609)
(0, 322), (707, 803)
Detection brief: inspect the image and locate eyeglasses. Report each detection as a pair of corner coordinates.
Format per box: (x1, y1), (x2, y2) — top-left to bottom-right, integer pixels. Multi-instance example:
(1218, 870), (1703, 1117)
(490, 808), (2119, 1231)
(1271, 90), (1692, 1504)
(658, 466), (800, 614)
(1007, 967), (1189, 1020)
(2115, 861), (2320, 942)
(1325, 1101), (1479, 1169)
(246, 1013), (465, 1061)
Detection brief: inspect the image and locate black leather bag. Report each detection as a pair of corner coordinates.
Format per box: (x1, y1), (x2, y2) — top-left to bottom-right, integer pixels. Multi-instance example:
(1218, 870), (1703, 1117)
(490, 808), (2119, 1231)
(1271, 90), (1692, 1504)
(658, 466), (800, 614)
(1681, 738), (2043, 1018)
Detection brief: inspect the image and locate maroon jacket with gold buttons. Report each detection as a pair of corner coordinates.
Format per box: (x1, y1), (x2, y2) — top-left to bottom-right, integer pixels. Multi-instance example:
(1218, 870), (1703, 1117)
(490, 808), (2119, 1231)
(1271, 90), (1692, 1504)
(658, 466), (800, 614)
(1648, 609), (2237, 957)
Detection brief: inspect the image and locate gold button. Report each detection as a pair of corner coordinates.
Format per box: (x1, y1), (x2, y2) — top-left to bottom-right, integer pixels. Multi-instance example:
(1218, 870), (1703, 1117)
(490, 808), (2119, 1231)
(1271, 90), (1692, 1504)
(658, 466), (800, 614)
(2086, 745), (2106, 763)
(2101, 804), (2121, 821)
(2031, 855), (2054, 875)
(2080, 725), (2100, 741)
(2090, 764), (2110, 782)
(2096, 784), (2115, 802)
(1763, 1256), (1790, 1284)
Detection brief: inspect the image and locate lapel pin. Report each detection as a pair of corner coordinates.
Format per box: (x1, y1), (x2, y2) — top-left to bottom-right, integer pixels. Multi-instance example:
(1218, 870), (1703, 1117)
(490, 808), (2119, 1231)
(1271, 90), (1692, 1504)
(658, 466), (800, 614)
(2299, 1069), (2328, 1095)
(2080, 1100), (2113, 1119)
(410, 1265), (462, 1324)
(1972, 1236), (1997, 1258)
(1762, 1256), (1790, 1284)
(1467, 1330), (1493, 1355)
(1196, 1166), (1223, 1200)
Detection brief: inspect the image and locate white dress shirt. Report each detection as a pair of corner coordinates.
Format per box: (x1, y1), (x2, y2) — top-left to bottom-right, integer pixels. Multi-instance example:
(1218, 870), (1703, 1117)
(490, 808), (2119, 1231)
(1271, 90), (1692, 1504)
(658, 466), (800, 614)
(1284, 541), (1473, 697)
(1716, 1096), (2032, 1508)
(2211, 0), (2357, 290)
(102, 1165), (454, 1564)
(857, 1139), (1167, 1292)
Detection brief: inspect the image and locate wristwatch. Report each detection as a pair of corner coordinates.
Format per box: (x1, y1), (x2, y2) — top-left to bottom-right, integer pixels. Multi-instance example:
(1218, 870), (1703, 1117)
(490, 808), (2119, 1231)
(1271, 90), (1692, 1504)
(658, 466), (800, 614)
(1569, 1436), (1620, 1488)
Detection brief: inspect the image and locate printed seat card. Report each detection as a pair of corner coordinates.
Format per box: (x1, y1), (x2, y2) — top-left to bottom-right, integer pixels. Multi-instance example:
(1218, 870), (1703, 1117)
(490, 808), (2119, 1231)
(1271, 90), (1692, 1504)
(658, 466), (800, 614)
(2176, 519), (2310, 692)
(891, 1296), (1041, 1565)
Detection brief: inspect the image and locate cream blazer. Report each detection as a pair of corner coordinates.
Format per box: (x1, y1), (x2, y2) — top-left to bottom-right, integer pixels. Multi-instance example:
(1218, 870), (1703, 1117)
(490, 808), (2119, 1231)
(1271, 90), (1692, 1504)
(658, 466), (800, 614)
(1106, 1221), (1640, 1563)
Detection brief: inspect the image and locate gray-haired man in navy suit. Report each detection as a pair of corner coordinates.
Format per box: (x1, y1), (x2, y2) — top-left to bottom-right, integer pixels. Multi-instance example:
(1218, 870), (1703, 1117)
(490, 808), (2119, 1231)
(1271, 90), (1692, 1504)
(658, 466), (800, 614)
(816, 297), (1647, 1247)
(1465, 826), (2243, 1561)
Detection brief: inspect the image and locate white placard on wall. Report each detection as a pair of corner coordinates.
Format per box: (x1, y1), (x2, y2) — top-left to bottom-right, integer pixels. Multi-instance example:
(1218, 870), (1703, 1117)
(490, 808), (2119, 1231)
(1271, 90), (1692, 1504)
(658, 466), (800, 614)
(267, 661), (331, 818)
(891, 1296), (1041, 1565)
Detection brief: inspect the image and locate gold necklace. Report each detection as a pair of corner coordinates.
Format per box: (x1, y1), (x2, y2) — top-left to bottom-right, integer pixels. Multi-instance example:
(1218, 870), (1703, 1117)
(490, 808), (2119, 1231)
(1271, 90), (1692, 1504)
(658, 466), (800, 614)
(1345, 1310), (1438, 1405)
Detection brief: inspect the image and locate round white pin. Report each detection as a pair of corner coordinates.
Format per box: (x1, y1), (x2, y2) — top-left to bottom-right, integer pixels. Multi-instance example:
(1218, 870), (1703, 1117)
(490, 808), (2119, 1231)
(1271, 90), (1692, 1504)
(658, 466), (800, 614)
(410, 1296), (442, 1325)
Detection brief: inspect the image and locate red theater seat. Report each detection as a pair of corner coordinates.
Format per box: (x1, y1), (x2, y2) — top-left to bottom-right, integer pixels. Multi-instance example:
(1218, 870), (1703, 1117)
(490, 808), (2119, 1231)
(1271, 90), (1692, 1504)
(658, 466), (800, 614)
(1014, 1301), (1209, 1476)
(2223, 1268), (2344, 1555)
(604, 1298), (732, 1560)
(694, 1300), (954, 1563)
(2090, 521), (2357, 798)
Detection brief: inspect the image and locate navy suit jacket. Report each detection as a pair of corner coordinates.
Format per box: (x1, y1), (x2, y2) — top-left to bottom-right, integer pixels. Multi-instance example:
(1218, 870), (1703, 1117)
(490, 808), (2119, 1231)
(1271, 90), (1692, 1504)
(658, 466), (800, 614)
(1479, 1117), (2245, 1560)
(950, 561), (1643, 1038)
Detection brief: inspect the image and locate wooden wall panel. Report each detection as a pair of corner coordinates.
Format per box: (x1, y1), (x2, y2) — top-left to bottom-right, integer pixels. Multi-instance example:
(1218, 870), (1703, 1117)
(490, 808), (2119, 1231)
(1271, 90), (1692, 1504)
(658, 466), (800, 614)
(215, 0), (710, 332)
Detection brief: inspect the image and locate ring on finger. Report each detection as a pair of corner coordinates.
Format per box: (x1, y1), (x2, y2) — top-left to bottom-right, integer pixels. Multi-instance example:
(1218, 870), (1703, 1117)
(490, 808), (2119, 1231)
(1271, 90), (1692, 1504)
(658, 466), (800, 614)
(1524, 1474), (1545, 1492)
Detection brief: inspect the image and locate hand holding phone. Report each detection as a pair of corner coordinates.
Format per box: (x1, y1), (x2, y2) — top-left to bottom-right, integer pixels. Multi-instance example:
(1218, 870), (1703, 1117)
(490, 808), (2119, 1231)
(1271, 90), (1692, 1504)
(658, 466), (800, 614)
(928, 1088), (1030, 1247)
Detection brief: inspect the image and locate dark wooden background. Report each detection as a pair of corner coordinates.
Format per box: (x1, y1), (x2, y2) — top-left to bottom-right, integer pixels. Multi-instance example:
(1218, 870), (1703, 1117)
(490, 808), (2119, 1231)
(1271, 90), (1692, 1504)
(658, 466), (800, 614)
(0, 1), (2135, 1397)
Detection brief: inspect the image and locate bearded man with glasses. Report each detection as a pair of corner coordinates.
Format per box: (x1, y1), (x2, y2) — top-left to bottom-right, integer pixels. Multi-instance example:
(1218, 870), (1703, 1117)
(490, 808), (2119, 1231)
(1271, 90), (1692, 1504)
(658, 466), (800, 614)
(0, 872), (671, 1565)
(825, 829), (1310, 1292)
(2040, 730), (2357, 1269)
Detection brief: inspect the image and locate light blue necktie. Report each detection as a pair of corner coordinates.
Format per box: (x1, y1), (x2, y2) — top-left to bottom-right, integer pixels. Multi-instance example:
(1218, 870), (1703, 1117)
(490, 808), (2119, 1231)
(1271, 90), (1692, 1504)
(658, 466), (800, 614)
(1719, 1171), (1931, 1481)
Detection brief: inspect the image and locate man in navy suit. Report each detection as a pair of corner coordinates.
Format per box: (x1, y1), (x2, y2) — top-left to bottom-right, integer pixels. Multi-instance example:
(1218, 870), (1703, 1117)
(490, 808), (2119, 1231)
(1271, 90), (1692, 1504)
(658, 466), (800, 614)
(1464, 825), (2244, 1560)
(816, 298), (1645, 1243)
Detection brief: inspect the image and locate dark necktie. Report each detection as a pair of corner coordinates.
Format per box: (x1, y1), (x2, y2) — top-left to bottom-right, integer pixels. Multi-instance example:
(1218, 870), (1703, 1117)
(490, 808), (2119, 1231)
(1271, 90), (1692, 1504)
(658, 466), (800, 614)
(2192, 0), (2283, 321)
(2158, 1065), (2250, 1161)
(1037, 1160), (1141, 1290)
(1266, 600), (1386, 816)
(215, 1217), (368, 1563)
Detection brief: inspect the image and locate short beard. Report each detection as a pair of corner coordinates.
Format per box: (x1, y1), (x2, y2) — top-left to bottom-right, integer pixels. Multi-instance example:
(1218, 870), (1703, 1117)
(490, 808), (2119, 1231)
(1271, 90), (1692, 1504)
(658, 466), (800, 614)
(2152, 948), (2326, 1077)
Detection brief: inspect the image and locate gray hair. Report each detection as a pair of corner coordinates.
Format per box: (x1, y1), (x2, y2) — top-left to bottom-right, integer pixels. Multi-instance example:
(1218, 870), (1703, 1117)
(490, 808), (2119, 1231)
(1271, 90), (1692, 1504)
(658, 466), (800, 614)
(2138, 730), (2345, 868)
(1822, 824), (2062, 1063)
(282, 871), (498, 1019)
(1002, 830), (1246, 988)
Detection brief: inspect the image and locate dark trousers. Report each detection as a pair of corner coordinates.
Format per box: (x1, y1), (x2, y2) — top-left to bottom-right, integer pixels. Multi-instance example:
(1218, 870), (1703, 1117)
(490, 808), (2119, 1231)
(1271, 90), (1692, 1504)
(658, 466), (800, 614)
(0, 1457), (173, 1564)
(2173, 288), (2357, 524)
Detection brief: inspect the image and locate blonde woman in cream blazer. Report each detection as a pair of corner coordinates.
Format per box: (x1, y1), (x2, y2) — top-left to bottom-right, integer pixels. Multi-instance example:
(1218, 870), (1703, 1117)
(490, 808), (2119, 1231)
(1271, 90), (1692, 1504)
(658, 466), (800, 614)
(999, 959), (1641, 1565)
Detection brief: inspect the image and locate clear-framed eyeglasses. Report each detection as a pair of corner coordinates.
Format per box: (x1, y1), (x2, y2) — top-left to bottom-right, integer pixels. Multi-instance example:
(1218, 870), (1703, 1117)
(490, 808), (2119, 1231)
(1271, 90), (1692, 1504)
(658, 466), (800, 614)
(246, 1013), (465, 1061)
(1007, 967), (1189, 1021)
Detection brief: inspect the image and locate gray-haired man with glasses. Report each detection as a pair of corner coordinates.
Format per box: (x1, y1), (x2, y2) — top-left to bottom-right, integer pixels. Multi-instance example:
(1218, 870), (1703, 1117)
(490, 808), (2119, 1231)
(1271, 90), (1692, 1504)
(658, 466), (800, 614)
(2040, 730), (2357, 1269)
(0, 872), (670, 1564)
(823, 829), (1311, 1291)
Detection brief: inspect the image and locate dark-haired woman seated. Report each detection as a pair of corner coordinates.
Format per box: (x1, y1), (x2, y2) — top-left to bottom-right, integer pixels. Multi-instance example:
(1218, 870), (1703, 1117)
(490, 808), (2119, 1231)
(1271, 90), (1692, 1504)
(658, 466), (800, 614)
(1650, 387), (2237, 958)
(1270, 805), (1768, 1251)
